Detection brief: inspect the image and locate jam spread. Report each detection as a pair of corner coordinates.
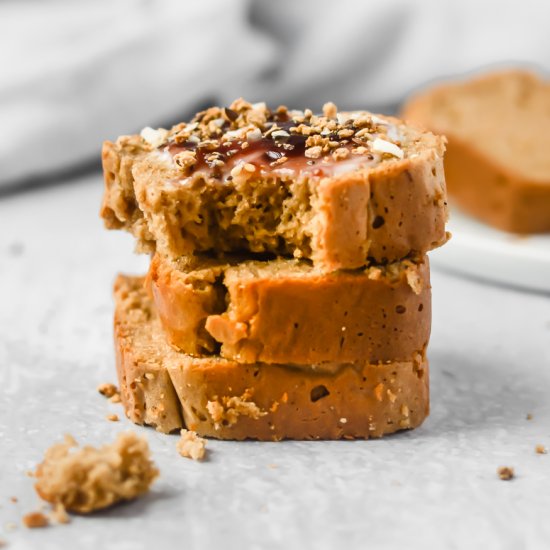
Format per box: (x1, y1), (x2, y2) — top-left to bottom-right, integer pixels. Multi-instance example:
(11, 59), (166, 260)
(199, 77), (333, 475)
(144, 100), (407, 183)
(164, 119), (377, 181)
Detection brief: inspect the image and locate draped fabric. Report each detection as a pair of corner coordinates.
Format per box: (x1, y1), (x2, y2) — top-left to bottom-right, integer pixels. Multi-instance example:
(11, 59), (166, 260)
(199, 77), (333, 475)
(1, 0), (549, 186)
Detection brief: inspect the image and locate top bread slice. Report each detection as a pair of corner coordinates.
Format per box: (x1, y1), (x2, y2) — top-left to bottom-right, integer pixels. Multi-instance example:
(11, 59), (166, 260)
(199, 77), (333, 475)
(402, 70), (550, 233)
(101, 99), (448, 271)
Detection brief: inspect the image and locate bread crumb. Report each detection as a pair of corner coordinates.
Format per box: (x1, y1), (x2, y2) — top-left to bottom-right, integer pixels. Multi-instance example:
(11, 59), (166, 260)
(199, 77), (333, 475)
(109, 393), (122, 404)
(4, 522), (17, 532)
(22, 512), (49, 529)
(374, 383), (384, 402)
(206, 389), (267, 429)
(535, 444), (547, 454)
(97, 383), (119, 399)
(526, 413), (533, 420)
(49, 503), (70, 525)
(0, 537), (7, 547)
(176, 429), (206, 461)
(10, 497), (17, 503)
(497, 466), (515, 480)
(106, 414), (119, 422)
(405, 268), (423, 295)
(34, 432), (158, 513)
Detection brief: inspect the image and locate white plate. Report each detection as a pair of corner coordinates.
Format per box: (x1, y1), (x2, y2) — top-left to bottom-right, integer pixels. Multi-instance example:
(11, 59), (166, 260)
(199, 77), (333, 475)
(430, 206), (550, 293)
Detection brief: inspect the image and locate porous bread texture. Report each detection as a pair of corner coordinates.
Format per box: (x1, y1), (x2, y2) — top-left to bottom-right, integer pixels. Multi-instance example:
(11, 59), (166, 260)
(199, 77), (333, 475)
(34, 432), (158, 513)
(101, 100), (448, 271)
(114, 276), (184, 433)
(146, 253), (431, 364)
(402, 70), (550, 233)
(113, 275), (429, 440)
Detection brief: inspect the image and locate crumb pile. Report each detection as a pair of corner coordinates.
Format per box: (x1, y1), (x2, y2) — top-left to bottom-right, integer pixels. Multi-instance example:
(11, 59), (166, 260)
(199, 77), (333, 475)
(34, 432), (158, 513)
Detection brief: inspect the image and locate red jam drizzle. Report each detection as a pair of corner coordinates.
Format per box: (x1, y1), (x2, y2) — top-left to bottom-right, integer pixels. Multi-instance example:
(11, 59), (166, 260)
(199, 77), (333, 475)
(164, 119), (375, 181)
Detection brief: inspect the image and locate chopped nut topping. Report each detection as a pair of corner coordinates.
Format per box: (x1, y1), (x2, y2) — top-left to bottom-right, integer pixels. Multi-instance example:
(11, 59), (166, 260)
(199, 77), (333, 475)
(173, 150), (197, 173)
(497, 466), (514, 480)
(332, 147), (350, 161)
(305, 146), (322, 159)
(322, 102), (338, 119)
(140, 127), (168, 148)
(353, 115), (372, 129)
(338, 128), (355, 138)
(371, 138), (404, 159)
(159, 98), (409, 179)
(176, 429), (206, 461)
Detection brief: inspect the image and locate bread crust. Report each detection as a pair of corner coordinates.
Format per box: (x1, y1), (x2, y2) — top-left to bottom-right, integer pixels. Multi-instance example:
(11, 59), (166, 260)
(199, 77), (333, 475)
(114, 275), (184, 433)
(101, 111), (448, 270)
(113, 275), (429, 440)
(147, 253), (432, 365)
(402, 70), (550, 233)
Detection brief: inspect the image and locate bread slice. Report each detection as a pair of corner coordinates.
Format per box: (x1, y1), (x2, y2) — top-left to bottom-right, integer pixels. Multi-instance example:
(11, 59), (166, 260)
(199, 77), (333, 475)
(101, 99), (448, 271)
(147, 253), (431, 364)
(114, 275), (429, 440)
(402, 70), (550, 233)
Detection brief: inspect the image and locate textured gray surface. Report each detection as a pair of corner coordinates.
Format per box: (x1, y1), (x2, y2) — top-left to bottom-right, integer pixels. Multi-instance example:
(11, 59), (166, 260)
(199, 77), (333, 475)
(1, 174), (550, 550)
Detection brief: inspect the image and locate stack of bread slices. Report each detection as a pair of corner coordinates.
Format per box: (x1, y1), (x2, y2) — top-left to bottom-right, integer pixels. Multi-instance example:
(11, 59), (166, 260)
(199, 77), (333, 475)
(101, 99), (449, 440)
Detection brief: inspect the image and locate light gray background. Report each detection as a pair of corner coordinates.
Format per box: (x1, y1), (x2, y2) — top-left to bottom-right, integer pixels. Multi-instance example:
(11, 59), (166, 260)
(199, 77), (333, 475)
(2, 0), (550, 188)
(1, 175), (549, 550)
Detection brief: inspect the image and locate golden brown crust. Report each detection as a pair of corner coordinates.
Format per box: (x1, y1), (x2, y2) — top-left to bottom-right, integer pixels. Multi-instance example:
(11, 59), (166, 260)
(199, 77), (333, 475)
(114, 275), (429, 440)
(114, 275), (184, 433)
(101, 102), (448, 270)
(402, 70), (550, 233)
(147, 254), (432, 365)
(101, 138), (156, 252)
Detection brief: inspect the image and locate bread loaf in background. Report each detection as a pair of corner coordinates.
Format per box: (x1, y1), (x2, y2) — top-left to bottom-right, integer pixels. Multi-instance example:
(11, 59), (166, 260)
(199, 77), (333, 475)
(402, 70), (550, 233)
